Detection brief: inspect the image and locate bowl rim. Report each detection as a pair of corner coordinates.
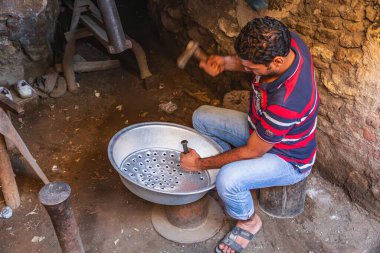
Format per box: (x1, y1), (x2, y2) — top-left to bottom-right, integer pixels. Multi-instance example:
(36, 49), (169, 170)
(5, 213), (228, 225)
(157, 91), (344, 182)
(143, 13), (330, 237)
(107, 122), (223, 196)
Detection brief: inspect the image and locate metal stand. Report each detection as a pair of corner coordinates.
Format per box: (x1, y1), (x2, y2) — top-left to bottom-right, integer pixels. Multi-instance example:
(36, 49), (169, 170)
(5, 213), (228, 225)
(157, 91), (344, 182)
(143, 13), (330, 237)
(62, 0), (157, 92)
(39, 182), (84, 253)
(152, 195), (224, 243)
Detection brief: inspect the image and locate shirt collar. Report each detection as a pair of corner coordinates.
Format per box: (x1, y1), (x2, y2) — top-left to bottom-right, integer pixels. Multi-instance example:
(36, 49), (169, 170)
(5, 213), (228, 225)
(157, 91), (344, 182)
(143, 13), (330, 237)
(256, 46), (301, 92)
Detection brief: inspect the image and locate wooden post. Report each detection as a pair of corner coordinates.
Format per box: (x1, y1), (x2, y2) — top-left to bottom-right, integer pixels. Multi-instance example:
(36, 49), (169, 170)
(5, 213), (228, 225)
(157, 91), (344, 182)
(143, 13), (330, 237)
(0, 134), (20, 209)
(5, 111), (17, 152)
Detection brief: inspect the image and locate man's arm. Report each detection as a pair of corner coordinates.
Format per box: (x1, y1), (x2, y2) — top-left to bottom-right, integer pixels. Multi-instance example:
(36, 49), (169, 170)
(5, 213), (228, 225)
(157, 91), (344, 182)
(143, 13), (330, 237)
(223, 56), (247, 72)
(199, 55), (247, 77)
(180, 131), (274, 171)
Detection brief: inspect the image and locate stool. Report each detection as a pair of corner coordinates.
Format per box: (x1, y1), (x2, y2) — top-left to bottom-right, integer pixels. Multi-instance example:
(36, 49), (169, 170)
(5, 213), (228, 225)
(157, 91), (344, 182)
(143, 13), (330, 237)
(258, 178), (308, 218)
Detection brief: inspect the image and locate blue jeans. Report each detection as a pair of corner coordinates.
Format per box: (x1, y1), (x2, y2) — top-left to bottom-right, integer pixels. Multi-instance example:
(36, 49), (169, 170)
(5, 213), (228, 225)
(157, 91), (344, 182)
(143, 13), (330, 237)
(192, 105), (310, 220)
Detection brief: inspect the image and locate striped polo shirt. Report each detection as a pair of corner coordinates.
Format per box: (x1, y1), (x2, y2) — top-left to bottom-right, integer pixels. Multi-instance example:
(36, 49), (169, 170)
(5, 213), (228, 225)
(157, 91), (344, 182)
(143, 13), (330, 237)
(248, 32), (319, 173)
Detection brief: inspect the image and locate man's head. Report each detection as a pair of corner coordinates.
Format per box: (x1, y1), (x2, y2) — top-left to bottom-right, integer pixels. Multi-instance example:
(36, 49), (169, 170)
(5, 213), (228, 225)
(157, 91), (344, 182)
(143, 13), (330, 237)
(235, 16), (291, 77)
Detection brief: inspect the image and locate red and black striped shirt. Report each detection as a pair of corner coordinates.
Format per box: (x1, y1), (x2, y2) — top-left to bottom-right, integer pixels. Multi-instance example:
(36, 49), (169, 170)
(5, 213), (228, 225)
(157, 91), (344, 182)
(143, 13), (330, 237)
(248, 32), (319, 173)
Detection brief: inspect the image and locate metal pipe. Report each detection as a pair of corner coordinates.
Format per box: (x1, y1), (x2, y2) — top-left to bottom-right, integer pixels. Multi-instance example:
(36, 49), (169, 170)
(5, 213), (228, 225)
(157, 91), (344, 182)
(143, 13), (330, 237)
(97, 0), (130, 54)
(39, 182), (84, 253)
(181, 140), (189, 154)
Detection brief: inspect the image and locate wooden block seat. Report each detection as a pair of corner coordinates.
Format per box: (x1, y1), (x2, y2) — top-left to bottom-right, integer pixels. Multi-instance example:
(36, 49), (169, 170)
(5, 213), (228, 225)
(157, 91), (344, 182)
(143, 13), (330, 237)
(258, 178), (308, 218)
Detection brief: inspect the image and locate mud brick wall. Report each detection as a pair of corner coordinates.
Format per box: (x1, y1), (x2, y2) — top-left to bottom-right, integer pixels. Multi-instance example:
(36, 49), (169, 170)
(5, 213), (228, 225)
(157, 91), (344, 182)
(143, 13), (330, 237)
(0, 0), (59, 85)
(148, 0), (380, 217)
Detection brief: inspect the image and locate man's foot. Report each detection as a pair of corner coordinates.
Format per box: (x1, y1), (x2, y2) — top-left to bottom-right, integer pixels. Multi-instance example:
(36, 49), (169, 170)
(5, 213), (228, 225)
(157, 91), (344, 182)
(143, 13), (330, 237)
(217, 214), (262, 253)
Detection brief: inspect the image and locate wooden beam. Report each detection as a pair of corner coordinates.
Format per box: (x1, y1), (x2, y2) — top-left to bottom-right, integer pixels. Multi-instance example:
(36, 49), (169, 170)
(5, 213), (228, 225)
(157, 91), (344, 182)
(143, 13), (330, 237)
(0, 97), (24, 115)
(55, 60), (120, 73)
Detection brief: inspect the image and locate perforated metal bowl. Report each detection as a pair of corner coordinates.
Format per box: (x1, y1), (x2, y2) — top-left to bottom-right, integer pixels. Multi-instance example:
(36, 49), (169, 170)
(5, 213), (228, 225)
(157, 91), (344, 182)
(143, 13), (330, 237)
(108, 122), (223, 205)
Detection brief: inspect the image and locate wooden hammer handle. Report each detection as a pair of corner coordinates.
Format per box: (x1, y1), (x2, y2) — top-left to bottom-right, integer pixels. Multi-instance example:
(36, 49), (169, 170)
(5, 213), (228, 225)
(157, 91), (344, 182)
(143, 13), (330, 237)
(194, 48), (208, 62)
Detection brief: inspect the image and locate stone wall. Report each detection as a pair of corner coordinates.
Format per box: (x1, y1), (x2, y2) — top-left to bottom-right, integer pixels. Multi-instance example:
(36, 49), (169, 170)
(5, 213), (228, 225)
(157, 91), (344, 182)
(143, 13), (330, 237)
(0, 0), (59, 85)
(148, 0), (380, 217)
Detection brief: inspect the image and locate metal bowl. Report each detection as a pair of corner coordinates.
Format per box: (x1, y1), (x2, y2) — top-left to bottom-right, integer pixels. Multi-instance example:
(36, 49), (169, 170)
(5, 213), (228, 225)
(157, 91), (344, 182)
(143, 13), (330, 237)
(108, 122), (223, 205)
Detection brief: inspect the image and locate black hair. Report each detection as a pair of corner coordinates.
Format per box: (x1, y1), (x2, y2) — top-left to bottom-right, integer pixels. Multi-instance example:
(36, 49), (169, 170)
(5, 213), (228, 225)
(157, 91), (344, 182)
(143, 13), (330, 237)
(234, 16), (291, 66)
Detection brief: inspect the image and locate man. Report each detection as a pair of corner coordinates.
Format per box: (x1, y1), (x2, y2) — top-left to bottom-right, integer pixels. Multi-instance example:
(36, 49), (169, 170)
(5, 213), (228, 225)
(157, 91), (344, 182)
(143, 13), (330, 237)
(180, 17), (319, 253)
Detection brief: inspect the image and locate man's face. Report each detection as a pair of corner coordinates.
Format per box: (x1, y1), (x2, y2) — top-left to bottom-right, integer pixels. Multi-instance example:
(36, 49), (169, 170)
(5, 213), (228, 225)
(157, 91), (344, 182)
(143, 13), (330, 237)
(240, 59), (278, 77)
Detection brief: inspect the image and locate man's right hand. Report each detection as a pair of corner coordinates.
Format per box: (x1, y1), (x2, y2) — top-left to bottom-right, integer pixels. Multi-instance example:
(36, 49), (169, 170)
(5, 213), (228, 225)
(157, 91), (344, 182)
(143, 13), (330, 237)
(199, 55), (225, 77)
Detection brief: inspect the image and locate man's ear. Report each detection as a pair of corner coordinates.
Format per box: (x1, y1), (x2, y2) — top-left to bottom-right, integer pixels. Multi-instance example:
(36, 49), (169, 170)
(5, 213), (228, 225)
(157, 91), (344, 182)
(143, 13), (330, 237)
(272, 56), (284, 68)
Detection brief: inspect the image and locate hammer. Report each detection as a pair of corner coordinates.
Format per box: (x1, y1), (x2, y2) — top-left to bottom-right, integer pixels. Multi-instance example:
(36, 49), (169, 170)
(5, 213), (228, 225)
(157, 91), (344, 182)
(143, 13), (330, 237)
(177, 40), (209, 69)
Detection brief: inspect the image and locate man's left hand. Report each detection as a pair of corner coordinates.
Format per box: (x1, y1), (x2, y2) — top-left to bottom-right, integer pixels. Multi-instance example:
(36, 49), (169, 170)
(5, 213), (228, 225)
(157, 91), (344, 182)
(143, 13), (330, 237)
(180, 148), (202, 172)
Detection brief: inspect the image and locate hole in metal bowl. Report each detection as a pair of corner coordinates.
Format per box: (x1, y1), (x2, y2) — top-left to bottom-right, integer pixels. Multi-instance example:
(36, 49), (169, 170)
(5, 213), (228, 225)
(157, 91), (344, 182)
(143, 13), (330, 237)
(120, 148), (211, 193)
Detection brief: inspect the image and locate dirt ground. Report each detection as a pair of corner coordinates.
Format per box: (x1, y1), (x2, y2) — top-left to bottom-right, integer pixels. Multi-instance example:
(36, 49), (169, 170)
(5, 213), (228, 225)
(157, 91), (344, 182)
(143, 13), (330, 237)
(1, 3), (380, 253)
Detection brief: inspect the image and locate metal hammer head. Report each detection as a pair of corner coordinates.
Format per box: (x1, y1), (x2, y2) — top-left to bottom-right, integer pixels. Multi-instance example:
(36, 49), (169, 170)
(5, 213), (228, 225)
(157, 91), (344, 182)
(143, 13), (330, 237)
(177, 40), (208, 69)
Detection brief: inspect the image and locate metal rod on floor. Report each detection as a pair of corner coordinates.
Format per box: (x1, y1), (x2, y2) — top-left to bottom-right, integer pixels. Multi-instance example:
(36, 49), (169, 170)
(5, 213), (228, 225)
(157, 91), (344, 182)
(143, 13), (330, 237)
(39, 182), (84, 253)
